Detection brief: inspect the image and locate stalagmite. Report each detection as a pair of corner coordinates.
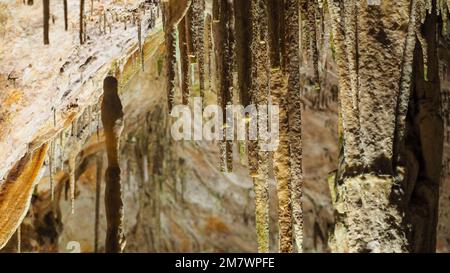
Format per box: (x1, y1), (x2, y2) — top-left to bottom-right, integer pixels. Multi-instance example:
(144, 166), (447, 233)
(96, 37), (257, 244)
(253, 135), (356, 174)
(285, 0), (304, 252)
(43, 0), (50, 45)
(102, 76), (126, 253)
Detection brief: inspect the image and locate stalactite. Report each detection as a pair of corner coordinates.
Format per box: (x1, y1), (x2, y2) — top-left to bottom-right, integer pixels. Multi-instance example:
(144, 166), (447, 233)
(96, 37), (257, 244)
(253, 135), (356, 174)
(186, 5), (195, 62)
(64, 0), (68, 31)
(192, 0), (206, 103)
(416, 29), (429, 80)
(53, 107), (57, 127)
(104, 10), (107, 34)
(102, 76), (126, 253)
(214, 0), (234, 173)
(138, 14), (144, 71)
(68, 150), (76, 214)
(59, 131), (64, 170)
(97, 111), (101, 143)
(80, 0), (85, 45)
(307, 0), (320, 91)
(88, 105), (92, 136)
(165, 29), (177, 111)
(233, 1), (252, 107)
(16, 224), (21, 253)
(268, 0), (294, 253)
(161, 0), (179, 112)
(300, 1), (309, 61)
(48, 140), (55, 201)
(285, 0), (304, 253)
(94, 153), (103, 253)
(83, 15), (87, 42)
(246, 0), (260, 178)
(393, 0), (419, 163)
(43, 0), (50, 45)
(250, 0), (270, 253)
(344, 0), (358, 110)
(179, 16), (190, 105)
(205, 14), (213, 89)
(328, 0), (361, 171)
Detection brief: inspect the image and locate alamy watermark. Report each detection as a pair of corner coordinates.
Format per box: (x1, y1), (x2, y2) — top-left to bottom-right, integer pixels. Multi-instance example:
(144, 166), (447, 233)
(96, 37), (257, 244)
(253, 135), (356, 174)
(170, 97), (280, 152)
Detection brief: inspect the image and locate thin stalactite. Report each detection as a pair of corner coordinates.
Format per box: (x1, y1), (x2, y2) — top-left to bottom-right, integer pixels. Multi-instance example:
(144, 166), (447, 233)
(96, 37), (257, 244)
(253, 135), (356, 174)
(80, 0), (85, 45)
(307, 0), (320, 91)
(16, 224), (21, 253)
(205, 14), (213, 90)
(68, 149), (76, 214)
(49, 141), (55, 201)
(179, 16), (190, 105)
(137, 14), (145, 71)
(43, 0), (50, 45)
(64, 0), (68, 31)
(192, 0), (206, 103)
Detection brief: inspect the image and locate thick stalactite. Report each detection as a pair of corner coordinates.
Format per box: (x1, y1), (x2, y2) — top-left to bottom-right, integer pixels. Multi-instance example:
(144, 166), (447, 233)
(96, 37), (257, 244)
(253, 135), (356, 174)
(80, 0), (85, 45)
(102, 76), (126, 253)
(162, 0), (192, 111)
(285, 0), (304, 253)
(250, 0), (270, 253)
(268, 0), (294, 253)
